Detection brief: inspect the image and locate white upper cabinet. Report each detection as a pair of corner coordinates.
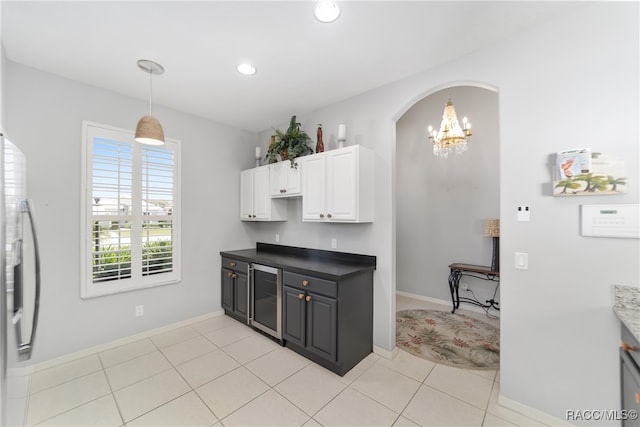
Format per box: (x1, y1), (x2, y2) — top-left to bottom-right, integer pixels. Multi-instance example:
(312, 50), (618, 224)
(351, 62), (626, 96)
(301, 145), (374, 223)
(240, 165), (287, 221)
(269, 160), (301, 198)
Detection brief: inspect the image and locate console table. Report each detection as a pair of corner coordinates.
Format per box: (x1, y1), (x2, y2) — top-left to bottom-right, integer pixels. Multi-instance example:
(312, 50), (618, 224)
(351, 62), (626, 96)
(448, 263), (500, 314)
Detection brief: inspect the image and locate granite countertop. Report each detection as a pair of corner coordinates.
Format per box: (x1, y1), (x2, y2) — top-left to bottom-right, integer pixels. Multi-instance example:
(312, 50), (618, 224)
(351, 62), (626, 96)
(220, 243), (376, 281)
(613, 284), (640, 342)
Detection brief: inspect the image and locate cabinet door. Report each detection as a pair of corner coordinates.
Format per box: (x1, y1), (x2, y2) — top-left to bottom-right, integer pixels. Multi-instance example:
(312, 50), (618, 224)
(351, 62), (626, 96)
(285, 161), (301, 195)
(240, 169), (254, 220)
(221, 268), (234, 311)
(253, 166), (271, 219)
(301, 154), (327, 221)
(306, 292), (337, 362)
(326, 147), (358, 221)
(282, 285), (306, 348)
(269, 162), (286, 196)
(235, 272), (248, 317)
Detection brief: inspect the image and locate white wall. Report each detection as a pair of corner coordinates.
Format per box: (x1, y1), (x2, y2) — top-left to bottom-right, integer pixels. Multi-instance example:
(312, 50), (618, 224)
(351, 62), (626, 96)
(250, 2), (638, 423)
(5, 61), (257, 364)
(396, 85), (500, 305)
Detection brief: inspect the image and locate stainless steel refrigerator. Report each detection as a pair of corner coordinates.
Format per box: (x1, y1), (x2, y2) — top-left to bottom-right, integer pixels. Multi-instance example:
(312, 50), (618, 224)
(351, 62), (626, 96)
(0, 133), (41, 427)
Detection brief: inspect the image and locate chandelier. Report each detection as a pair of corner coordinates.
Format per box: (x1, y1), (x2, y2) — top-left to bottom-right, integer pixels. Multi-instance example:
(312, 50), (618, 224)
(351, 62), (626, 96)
(427, 98), (472, 158)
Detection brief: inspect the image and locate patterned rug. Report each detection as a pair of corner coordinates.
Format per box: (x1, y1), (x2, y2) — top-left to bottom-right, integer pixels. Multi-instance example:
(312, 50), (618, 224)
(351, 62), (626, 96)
(396, 309), (499, 369)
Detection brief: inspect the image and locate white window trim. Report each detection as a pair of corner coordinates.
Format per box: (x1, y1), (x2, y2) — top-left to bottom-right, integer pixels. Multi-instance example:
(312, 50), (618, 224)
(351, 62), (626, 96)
(80, 120), (181, 298)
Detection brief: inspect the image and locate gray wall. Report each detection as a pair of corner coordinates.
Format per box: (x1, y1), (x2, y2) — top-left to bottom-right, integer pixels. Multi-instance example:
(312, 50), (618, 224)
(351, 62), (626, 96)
(396, 85), (499, 305)
(3, 2), (639, 423)
(250, 2), (638, 423)
(5, 61), (257, 364)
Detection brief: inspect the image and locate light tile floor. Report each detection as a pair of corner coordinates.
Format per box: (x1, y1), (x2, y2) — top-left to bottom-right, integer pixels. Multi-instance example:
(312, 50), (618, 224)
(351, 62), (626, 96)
(25, 296), (546, 427)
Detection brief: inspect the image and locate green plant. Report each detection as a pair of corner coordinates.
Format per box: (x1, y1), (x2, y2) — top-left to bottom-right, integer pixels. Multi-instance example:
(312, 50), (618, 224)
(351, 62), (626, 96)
(265, 115), (314, 167)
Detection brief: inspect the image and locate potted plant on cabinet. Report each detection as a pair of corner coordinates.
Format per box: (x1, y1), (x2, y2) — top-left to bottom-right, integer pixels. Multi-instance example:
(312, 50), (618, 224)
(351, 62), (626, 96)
(265, 115), (314, 168)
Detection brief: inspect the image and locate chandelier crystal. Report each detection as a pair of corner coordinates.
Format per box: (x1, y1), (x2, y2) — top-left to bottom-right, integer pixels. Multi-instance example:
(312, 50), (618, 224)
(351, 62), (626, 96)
(428, 99), (472, 158)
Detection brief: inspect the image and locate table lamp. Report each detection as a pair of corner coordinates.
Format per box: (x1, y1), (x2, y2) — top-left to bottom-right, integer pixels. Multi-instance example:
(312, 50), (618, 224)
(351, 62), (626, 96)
(484, 219), (500, 272)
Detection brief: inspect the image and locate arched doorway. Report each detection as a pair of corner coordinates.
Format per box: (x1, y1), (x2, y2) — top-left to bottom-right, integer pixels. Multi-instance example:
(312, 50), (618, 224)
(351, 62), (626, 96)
(394, 83), (500, 331)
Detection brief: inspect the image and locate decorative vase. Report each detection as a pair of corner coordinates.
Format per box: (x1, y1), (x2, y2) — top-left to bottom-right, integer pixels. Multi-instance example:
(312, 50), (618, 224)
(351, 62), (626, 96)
(316, 124), (324, 153)
(280, 149), (289, 161)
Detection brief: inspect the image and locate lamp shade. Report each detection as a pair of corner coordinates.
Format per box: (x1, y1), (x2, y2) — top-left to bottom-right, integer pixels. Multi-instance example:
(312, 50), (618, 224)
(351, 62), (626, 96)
(484, 219), (500, 237)
(134, 115), (165, 145)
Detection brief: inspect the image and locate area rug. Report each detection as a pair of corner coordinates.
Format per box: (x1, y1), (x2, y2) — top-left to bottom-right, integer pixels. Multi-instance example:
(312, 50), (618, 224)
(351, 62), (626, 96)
(396, 309), (499, 369)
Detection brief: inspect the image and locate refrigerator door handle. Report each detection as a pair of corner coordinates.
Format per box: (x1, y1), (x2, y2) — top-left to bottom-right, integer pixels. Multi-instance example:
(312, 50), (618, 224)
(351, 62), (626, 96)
(12, 238), (23, 324)
(14, 199), (41, 361)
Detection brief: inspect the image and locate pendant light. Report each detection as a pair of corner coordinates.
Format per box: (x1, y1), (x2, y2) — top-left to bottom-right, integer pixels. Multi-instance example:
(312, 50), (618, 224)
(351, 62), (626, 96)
(135, 59), (165, 146)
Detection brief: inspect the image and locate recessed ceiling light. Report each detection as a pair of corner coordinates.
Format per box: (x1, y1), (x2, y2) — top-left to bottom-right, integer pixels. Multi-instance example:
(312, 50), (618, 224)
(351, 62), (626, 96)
(314, 1), (340, 23)
(236, 63), (257, 75)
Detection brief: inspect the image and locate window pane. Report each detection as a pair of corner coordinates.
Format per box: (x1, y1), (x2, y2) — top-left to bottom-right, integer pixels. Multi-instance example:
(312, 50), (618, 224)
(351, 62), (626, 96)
(142, 220), (173, 276)
(92, 138), (132, 214)
(92, 220), (132, 282)
(142, 145), (174, 216)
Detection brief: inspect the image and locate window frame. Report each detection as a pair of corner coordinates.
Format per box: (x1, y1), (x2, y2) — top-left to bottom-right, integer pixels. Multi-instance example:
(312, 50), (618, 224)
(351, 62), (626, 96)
(80, 121), (181, 298)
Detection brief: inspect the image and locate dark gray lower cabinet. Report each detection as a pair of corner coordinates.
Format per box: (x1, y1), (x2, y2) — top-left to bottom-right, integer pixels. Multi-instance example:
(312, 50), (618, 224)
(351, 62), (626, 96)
(221, 257), (248, 323)
(620, 324), (640, 427)
(282, 270), (372, 376)
(283, 286), (338, 362)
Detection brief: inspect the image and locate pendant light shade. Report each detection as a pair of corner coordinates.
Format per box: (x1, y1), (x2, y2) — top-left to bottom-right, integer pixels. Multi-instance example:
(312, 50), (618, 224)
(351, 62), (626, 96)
(135, 115), (165, 146)
(135, 59), (165, 145)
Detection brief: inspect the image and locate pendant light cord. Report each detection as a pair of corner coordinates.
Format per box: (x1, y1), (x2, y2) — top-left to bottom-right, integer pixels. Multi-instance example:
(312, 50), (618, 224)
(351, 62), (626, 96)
(148, 70), (153, 116)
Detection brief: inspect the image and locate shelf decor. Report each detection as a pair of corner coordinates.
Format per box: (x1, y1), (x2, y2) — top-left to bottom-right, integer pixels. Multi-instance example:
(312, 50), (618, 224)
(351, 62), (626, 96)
(553, 149), (627, 196)
(266, 115), (313, 168)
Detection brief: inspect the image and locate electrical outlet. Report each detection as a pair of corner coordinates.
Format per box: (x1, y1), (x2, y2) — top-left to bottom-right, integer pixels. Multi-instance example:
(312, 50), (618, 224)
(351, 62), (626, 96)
(135, 305), (144, 317)
(331, 238), (337, 249)
(461, 283), (469, 292)
(275, 233), (280, 243)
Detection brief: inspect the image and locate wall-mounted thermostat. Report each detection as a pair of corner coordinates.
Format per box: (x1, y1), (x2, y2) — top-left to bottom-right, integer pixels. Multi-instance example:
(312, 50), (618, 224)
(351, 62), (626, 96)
(581, 204), (639, 239)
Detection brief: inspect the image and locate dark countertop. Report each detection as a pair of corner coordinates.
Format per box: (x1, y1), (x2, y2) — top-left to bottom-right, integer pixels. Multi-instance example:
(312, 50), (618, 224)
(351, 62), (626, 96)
(220, 243), (376, 281)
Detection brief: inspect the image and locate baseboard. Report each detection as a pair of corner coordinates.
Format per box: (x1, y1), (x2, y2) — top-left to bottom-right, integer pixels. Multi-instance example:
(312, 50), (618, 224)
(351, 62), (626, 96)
(498, 394), (573, 426)
(373, 344), (399, 360)
(31, 309), (225, 372)
(396, 290), (500, 318)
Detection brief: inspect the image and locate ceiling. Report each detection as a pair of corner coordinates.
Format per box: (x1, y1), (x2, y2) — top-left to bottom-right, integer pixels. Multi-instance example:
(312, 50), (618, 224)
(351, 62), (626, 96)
(2, 1), (585, 132)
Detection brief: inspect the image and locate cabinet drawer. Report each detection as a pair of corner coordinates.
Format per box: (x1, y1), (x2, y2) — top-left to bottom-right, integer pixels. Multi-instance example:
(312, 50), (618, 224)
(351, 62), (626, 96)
(222, 257), (249, 274)
(283, 271), (337, 298)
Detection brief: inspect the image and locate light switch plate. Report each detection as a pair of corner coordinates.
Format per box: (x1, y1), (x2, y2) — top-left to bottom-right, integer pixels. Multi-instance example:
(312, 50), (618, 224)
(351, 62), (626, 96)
(515, 252), (528, 270)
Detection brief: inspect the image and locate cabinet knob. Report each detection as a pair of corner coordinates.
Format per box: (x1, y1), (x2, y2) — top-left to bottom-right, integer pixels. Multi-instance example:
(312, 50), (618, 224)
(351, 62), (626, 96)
(298, 293), (304, 299)
(327, 213), (333, 219)
(306, 295), (311, 302)
(227, 272), (233, 277)
(320, 214), (325, 218)
(230, 262), (236, 267)
(231, 273), (237, 279)
(621, 342), (638, 352)
(302, 280), (309, 287)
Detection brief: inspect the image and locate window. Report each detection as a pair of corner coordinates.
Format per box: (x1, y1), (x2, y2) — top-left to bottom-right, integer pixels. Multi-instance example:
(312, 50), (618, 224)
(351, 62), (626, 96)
(81, 121), (180, 298)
